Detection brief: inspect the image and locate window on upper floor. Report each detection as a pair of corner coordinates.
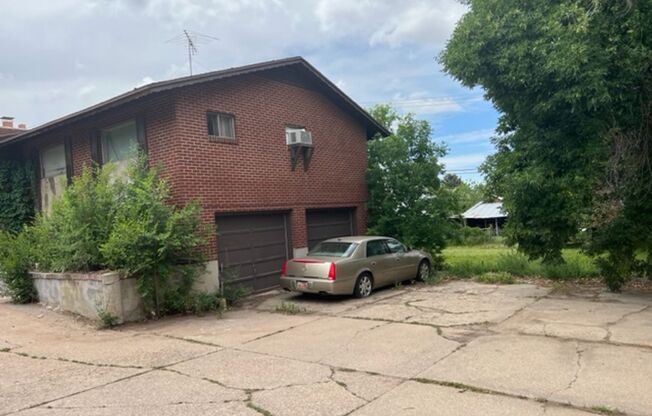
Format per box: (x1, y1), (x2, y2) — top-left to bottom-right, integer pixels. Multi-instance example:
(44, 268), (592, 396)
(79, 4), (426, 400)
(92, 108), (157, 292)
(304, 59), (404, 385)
(207, 112), (235, 139)
(101, 120), (138, 163)
(41, 143), (66, 178)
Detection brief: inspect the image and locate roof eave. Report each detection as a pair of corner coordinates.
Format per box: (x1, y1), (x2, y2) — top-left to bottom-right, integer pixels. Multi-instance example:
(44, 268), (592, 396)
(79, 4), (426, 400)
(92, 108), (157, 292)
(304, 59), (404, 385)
(0, 56), (390, 147)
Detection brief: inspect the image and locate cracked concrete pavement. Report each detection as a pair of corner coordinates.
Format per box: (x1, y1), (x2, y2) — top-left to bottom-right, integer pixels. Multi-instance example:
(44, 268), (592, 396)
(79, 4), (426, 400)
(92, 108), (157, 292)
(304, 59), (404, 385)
(1, 280), (651, 416)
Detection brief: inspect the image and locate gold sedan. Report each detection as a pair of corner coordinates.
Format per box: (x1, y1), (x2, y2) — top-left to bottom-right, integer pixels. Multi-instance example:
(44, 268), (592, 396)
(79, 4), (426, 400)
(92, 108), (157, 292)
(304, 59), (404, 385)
(280, 236), (432, 298)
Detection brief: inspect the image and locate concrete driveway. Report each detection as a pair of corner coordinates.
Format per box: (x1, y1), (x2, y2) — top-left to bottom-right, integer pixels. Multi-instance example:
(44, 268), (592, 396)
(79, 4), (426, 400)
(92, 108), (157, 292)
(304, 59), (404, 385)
(1, 280), (651, 416)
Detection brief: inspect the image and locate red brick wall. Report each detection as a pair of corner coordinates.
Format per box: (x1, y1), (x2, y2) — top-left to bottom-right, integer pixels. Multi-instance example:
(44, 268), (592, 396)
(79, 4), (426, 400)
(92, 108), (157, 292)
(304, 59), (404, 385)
(171, 74), (369, 257)
(21, 75), (369, 259)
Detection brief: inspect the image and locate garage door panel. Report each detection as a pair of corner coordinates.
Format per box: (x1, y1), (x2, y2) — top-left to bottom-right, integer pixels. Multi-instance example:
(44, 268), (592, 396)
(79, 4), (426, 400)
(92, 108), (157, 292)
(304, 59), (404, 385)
(307, 209), (354, 250)
(216, 212), (290, 292)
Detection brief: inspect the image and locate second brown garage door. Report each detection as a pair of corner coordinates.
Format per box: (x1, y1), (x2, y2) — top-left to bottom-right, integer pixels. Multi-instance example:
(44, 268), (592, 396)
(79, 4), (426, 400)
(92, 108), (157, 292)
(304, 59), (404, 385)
(306, 208), (355, 250)
(216, 212), (291, 292)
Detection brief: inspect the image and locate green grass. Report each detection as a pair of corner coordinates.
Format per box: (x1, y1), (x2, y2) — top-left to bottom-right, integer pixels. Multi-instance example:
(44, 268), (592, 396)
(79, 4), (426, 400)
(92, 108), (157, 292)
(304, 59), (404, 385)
(474, 272), (515, 284)
(443, 245), (599, 280)
(274, 302), (308, 315)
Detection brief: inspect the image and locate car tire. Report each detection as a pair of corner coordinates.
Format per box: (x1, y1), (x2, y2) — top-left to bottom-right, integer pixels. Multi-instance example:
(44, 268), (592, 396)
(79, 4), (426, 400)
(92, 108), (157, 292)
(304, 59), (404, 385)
(353, 273), (373, 298)
(416, 260), (430, 281)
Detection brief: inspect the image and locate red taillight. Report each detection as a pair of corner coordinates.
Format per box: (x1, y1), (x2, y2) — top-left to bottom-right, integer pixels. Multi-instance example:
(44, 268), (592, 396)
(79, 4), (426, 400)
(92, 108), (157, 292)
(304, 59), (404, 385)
(281, 260), (288, 276)
(328, 263), (336, 281)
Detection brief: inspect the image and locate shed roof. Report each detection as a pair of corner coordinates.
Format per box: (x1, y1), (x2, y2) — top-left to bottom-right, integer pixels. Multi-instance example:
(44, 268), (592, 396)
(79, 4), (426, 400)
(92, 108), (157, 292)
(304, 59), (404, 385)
(462, 201), (507, 219)
(0, 56), (390, 148)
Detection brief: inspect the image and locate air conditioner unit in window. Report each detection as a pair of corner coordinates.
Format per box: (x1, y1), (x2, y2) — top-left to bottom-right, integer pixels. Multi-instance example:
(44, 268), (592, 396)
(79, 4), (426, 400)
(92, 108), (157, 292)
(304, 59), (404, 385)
(286, 129), (312, 146)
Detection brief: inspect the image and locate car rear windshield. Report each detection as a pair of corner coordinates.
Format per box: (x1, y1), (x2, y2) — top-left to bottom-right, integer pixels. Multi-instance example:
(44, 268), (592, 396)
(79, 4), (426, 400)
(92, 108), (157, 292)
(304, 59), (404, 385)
(308, 242), (358, 257)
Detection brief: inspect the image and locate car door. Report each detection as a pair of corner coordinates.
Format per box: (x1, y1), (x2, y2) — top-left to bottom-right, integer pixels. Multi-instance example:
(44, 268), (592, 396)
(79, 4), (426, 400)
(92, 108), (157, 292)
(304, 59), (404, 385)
(365, 239), (396, 287)
(386, 238), (413, 280)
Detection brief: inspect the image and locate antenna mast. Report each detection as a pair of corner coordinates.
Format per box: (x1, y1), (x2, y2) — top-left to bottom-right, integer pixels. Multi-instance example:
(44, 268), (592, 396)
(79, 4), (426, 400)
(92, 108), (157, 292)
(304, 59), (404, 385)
(184, 29), (197, 75)
(166, 30), (219, 76)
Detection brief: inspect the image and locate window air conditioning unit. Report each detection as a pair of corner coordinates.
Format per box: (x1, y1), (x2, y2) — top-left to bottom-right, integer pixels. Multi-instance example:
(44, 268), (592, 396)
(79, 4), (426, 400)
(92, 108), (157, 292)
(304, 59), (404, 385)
(286, 129), (312, 146)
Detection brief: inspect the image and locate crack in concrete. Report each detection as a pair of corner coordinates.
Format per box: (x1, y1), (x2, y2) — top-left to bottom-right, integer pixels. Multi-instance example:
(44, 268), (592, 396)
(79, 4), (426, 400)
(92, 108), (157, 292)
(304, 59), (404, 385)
(38, 398), (242, 410)
(607, 305), (650, 327)
(1, 369), (154, 416)
(567, 342), (584, 391)
(0, 351), (224, 416)
(328, 369), (370, 403)
(404, 299), (496, 316)
(520, 329), (652, 352)
(0, 348), (146, 370)
(241, 316), (329, 345)
(317, 321), (389, 364)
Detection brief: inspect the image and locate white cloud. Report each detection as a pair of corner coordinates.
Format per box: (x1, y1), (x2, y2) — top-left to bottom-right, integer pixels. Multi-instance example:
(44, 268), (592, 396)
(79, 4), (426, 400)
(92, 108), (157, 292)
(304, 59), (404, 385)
(77, 84), (96, 97)
(441, 153), (489, 171)
(0, 0), (478, 127)
(396, 97), (463, 115)
(136, 77), (156, 88)
(315, 0), (467, 47)
(438, 128), (495, 145)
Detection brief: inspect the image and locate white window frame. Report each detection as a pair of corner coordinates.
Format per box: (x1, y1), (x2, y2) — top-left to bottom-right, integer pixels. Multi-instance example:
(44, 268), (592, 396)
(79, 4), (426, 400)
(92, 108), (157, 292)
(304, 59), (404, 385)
(40, 143), (67, 178)
(100, 119), (139, 164)
(207, 112), (236, 139)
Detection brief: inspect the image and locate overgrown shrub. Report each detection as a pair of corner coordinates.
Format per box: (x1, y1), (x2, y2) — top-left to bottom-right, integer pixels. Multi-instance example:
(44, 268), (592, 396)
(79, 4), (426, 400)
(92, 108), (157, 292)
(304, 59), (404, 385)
(0, 231), (36, 303)
(221, 283), (251, 307)
(495, 252), (533, 276)
(100, 156), (208, 317)
(0, 159), (35, 233)
(31, 166), (117, 272)
(15, 155), (212, 317)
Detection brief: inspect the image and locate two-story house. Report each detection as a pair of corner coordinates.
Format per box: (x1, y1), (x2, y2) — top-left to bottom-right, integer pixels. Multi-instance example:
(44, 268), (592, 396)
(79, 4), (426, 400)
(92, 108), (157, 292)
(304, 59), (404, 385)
(0, 57), (389, 292)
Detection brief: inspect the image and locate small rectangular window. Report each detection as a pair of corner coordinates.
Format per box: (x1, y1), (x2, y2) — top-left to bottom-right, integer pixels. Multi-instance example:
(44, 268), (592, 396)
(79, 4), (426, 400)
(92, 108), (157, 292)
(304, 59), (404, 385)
(101, 120), (138, 163)
(207, 112), (235, 139)
(41, 144), (66, 178)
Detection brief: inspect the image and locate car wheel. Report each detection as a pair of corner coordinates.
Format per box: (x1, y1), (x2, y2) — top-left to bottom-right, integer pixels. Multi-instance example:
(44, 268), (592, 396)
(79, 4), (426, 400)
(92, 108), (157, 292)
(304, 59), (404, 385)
(416, 260), (430, 281)
(353, 273), (373, 298)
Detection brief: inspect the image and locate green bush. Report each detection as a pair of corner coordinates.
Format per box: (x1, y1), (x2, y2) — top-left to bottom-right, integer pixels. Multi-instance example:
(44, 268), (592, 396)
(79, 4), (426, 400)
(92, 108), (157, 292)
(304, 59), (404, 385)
(495, 252), (533, 276)
(100, 157), (207, 317)
(31, 166), (117, 272)
(221, 283), (251, 307)
(14, 155), (212, 318)
(0, 231), (36, 303)
(0, 159), (35, 233)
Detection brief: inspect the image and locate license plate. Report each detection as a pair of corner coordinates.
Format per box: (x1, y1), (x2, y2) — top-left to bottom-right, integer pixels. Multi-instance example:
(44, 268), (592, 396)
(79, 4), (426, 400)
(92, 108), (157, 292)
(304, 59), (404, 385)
(296, 281), (309, 290)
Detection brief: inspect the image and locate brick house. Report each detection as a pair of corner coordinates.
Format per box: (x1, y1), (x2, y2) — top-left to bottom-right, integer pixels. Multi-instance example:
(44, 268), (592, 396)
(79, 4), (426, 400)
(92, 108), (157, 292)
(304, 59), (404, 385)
(0, 57), (389, 292)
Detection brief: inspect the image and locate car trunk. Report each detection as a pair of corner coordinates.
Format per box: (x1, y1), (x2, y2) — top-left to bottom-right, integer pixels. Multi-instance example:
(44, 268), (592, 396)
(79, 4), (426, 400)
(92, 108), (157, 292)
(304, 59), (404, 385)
(284, 257), (340, 279)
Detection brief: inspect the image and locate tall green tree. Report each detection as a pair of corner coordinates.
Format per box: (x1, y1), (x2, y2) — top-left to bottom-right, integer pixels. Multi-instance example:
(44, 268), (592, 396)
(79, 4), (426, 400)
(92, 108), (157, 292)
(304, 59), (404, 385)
(441, 0), (652, 289)
(367, 104), (455, 259)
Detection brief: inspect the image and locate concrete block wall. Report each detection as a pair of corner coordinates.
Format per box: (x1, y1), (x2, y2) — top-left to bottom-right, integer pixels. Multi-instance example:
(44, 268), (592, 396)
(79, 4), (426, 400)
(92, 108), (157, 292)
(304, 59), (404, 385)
(30, 271), (144, 323)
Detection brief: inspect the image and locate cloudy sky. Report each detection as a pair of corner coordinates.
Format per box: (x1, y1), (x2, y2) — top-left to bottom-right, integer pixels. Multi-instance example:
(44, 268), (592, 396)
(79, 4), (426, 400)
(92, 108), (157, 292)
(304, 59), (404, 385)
(0, 0), (498, 181)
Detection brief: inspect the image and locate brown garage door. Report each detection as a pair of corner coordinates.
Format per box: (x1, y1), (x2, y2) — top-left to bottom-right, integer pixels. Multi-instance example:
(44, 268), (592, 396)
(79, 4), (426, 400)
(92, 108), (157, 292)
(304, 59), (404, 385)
(306, 208), (355, 250)
(216, 212), (291, 292)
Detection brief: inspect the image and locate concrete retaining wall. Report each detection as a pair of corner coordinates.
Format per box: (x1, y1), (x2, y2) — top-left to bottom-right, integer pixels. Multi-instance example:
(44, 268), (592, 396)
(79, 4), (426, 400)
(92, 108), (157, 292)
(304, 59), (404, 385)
(30, 271), (144, 323)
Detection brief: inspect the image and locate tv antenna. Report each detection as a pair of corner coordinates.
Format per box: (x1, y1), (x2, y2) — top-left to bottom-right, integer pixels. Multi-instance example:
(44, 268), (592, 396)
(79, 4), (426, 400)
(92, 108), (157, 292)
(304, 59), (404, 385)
(166, 29), (219, 76)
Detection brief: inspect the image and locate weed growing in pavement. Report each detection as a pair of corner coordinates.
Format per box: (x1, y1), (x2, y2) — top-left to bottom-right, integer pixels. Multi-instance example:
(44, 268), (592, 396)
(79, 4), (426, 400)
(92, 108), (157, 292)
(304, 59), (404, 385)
(474, 272), (515, 285)
(274, 302), (307, 315)
(590, 405), (626, 416)
(97, 309), (119, 329)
